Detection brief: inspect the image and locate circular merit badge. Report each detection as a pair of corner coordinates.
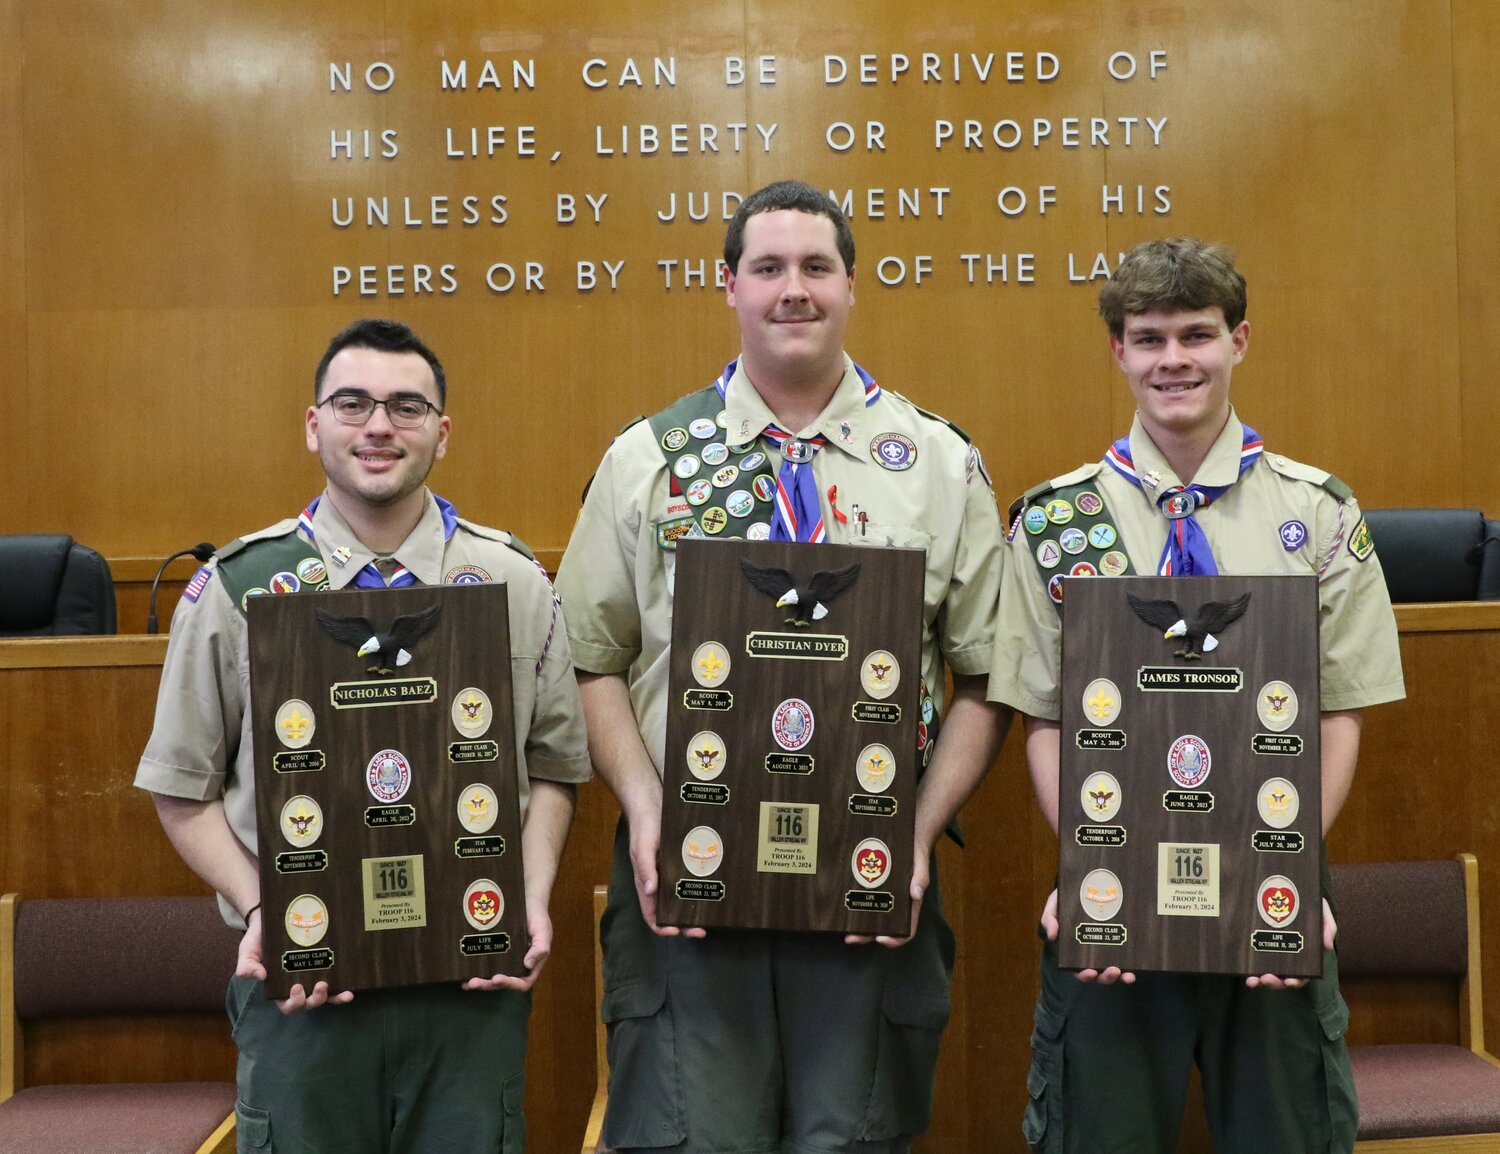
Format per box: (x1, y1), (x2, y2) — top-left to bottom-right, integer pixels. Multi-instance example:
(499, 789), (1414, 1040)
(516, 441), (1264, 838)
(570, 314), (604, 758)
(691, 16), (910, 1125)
(746, 521), (771, 540)
(682, 826), (723, 876)
(1099, 550), (1130, 577)
(686, 479), (713, 506)
(1024, 507), (1048, 535)
(689, 418), (717, 440)
(1167, 735), (1211, 788)
(445, 563), (492, 584)
(1257, 778), (1300, 829)
(851, 838), (893, 888)
(861, 650), (900, 699)
(1257, 876), (1300, 927)
(463, 879), (505, 930)
(1044, 498), (1074, 525)
(1087, 523), (1118, 550)
(285, 894), (328, 947)
(1036, 540), (1062, 570)
(295, 557), (328, 586)
(1081, 773), (1121, 822)
(701, 442), (730, 466)
(673, 454), (701, 479)
(1075, 491), (1104, 516)
(275, 699), (316, 749)
(451, 687), (494, 738)
(1081, 678), (1121, 728)
(280, 795), (324, 847)
(1059, 527), (1087, 555)
(661, 426), (689, 451)
(269, 571), (300, 594)
(686, 731), (726, 780)
(856, 743), (896, 793)
(457, 783), (499, 834)
(366, 749), (412, 803)
(1257, 681), (1299, 732)
(1079, 869), (1123, 921)
(691, 641), (731, 687)
(771, 698), (815, 751)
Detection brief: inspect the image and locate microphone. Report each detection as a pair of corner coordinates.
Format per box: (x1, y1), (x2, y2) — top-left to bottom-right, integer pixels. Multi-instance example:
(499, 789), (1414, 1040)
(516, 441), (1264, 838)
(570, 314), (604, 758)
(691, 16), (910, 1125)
(147, 541), (217, 634)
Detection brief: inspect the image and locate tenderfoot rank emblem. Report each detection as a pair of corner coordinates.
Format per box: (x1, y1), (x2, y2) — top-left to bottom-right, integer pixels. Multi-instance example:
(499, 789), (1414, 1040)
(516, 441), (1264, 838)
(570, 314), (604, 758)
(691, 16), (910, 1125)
(1081, 678), (1121, 727)
(1257, 778), (1300, 829)
(860, 650), (900, 699)
(1167, 735), (1212, 788)
(1258, 876), (1299, 927)
(691, 641), (731, 687)
(682, 826), (724, 877)
(457, 783), (499, 834)
(1080, 773), (1121, 822)
(686, 731), (726, 780)
(855, 744), (896, 793)
(463, 879), (505, 930)
(285, 894), (329, 947)
(851, 838), (892, 889)
(451, 687), (494, 738)
(771, 698), (815, 751)
(1079, 869), (1123, 921)
(280, 795), (324, 847)
(366, 749), (413, 803)
(275, 699), (316, 749)
(1257, 681), (1299, 732)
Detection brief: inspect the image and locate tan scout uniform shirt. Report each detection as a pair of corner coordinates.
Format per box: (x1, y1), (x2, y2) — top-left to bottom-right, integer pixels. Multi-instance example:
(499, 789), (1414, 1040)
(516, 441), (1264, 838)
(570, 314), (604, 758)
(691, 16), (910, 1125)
(135, 491), (590, 925)
(988, 411), (1406, 720)
(556, 357), (1004, 771)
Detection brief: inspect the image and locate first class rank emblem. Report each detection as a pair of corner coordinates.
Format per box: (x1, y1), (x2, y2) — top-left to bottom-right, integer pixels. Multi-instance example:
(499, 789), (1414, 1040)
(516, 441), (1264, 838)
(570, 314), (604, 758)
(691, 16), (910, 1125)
(451, 687), (493, 738)
(860, 650), (899, 699)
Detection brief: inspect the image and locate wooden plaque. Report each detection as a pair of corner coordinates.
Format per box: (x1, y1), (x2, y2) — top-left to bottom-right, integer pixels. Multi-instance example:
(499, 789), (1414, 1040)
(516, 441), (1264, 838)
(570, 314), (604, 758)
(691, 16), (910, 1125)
(656, 539), (924, 935)
(1057, 575), (1322, 977)
(248, 583), (527, 998)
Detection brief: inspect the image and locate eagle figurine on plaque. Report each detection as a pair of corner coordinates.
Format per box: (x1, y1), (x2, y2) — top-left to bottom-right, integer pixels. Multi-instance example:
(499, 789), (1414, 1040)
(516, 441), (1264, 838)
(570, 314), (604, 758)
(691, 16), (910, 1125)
(657, 538), (924, 935)
(1058, 574), (1322, 977)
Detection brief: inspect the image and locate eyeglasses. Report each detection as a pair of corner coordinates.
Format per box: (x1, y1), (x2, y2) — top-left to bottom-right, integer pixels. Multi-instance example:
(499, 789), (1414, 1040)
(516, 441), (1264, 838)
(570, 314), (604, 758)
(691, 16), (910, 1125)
(318, 392), (441, 428)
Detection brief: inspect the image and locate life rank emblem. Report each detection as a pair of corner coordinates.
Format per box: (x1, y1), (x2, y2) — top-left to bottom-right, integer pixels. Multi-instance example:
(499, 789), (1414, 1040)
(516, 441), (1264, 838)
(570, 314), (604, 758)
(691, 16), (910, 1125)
(1257, 876), (1299, 926)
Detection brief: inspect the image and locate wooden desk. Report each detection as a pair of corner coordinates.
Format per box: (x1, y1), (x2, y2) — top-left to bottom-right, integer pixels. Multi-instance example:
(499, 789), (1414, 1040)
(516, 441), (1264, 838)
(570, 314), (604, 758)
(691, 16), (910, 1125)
(1, 607), (1492, 1152)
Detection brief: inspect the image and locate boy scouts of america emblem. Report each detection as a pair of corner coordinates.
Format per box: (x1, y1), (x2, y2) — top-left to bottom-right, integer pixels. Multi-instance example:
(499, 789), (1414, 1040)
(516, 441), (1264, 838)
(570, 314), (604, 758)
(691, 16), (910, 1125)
(366, 749), (412, 802)
(1257, 876), (1299, 927)
(772, 698), (815, 751)
(1167, 735), (1211, 788)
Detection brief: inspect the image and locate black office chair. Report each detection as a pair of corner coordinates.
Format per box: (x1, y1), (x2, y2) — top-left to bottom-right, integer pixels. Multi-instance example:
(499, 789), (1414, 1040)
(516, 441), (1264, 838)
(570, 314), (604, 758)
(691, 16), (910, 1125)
(0, 534), (118, 635)
(1361, 508), (1500, 602)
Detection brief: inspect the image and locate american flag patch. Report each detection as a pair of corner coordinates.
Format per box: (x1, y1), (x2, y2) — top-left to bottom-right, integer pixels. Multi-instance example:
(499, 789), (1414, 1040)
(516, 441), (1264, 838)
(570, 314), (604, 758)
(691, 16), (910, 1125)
(182, 564), (214, 603)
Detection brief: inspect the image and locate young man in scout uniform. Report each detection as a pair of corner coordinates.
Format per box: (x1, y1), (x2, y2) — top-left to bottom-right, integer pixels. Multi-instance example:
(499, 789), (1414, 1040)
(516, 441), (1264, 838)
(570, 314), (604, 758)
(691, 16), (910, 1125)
(988, 238), (1405, 1153)
(554, 180), (1010, 1153)
(135, 318), (589, 1153)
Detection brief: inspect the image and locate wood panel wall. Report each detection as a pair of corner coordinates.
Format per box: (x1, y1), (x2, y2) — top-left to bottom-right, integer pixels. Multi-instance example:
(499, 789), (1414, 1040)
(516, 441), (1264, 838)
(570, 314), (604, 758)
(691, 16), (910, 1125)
(2, 612), (1495, 1152)
(1, 1), (1495, 563)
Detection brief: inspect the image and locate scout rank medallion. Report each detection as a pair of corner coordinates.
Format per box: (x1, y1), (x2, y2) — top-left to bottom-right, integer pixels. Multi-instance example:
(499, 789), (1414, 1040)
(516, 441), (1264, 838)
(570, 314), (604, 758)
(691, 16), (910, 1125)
(1011, 468), (1134, 611)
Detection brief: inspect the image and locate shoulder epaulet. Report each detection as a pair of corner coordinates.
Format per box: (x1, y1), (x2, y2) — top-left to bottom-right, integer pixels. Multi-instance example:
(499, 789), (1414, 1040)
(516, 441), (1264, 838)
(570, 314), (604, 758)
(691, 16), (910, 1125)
(1263, 454), (1351, 501)
(1007, 463), (1104, 524)
(453, 517), (537, 562)
(618, 415), (645, 436)
(885, 389), (972, 443)
(215, 518), (300, 563)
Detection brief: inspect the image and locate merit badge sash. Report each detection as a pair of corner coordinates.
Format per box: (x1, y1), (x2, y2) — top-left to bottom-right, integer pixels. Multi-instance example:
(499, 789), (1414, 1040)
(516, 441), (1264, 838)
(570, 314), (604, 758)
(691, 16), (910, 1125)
(1017, 476), (1136, 612)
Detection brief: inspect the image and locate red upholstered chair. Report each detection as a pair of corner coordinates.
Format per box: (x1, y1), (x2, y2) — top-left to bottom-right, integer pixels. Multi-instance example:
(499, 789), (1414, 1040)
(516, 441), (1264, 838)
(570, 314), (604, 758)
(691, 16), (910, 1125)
(1333, 855), (1500, 1151)
(0, 894), (239, 1154)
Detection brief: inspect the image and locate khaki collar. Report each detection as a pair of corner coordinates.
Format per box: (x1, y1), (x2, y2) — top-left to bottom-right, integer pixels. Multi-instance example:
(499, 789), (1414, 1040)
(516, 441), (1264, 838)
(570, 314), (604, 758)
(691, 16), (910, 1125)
(313, 490), (447, 588)
(1126, 409), (1246, 493)
(722, 355), (871, 459)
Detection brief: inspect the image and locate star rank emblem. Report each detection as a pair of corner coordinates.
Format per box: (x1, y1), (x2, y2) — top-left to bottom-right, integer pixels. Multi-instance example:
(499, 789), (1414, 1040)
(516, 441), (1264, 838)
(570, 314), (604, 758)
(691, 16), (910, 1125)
(1256, 778), (1300, 830)
(691, 641), (731, 687)
(456, 783), (499, 834)
(856, 744), (896, 794)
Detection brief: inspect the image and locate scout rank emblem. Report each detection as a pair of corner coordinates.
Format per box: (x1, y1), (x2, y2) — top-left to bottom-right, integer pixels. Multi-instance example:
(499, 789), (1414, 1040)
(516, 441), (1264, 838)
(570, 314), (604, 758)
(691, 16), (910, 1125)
(275, 699), (316, 748)
(1126, 592), (1251, 659)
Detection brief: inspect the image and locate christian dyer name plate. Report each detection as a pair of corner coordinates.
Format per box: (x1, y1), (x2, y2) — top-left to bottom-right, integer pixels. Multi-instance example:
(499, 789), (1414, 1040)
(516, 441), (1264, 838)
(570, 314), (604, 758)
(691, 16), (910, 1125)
(1058, 575), (1322, 977)
(249, 583), (527, 998)
(657, 539), (924, 934)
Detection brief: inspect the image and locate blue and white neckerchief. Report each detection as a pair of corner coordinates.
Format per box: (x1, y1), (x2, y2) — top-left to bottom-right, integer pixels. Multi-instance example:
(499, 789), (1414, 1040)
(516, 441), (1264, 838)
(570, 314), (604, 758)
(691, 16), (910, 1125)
(713, 359), (880, 543)
(1104, 425), (1264, 576)
(298, 495), (459, 588)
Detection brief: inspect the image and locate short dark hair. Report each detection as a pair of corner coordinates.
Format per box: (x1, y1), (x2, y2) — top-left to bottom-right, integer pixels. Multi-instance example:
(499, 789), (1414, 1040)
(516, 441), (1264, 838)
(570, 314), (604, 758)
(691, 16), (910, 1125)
(1098, 238), (1248, 339)
(314, 318), (447, 407)
(723, 181), (856, 275)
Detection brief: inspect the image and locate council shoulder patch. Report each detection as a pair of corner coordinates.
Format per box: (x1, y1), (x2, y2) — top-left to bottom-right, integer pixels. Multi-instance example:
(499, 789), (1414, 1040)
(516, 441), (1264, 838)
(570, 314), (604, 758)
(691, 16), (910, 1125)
(1348, 516), (1375, 562)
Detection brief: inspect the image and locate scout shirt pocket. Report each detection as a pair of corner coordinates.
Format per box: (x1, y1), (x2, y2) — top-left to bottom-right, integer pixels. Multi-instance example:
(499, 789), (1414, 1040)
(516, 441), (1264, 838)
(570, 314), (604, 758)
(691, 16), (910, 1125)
(846, 523), (932, 554)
